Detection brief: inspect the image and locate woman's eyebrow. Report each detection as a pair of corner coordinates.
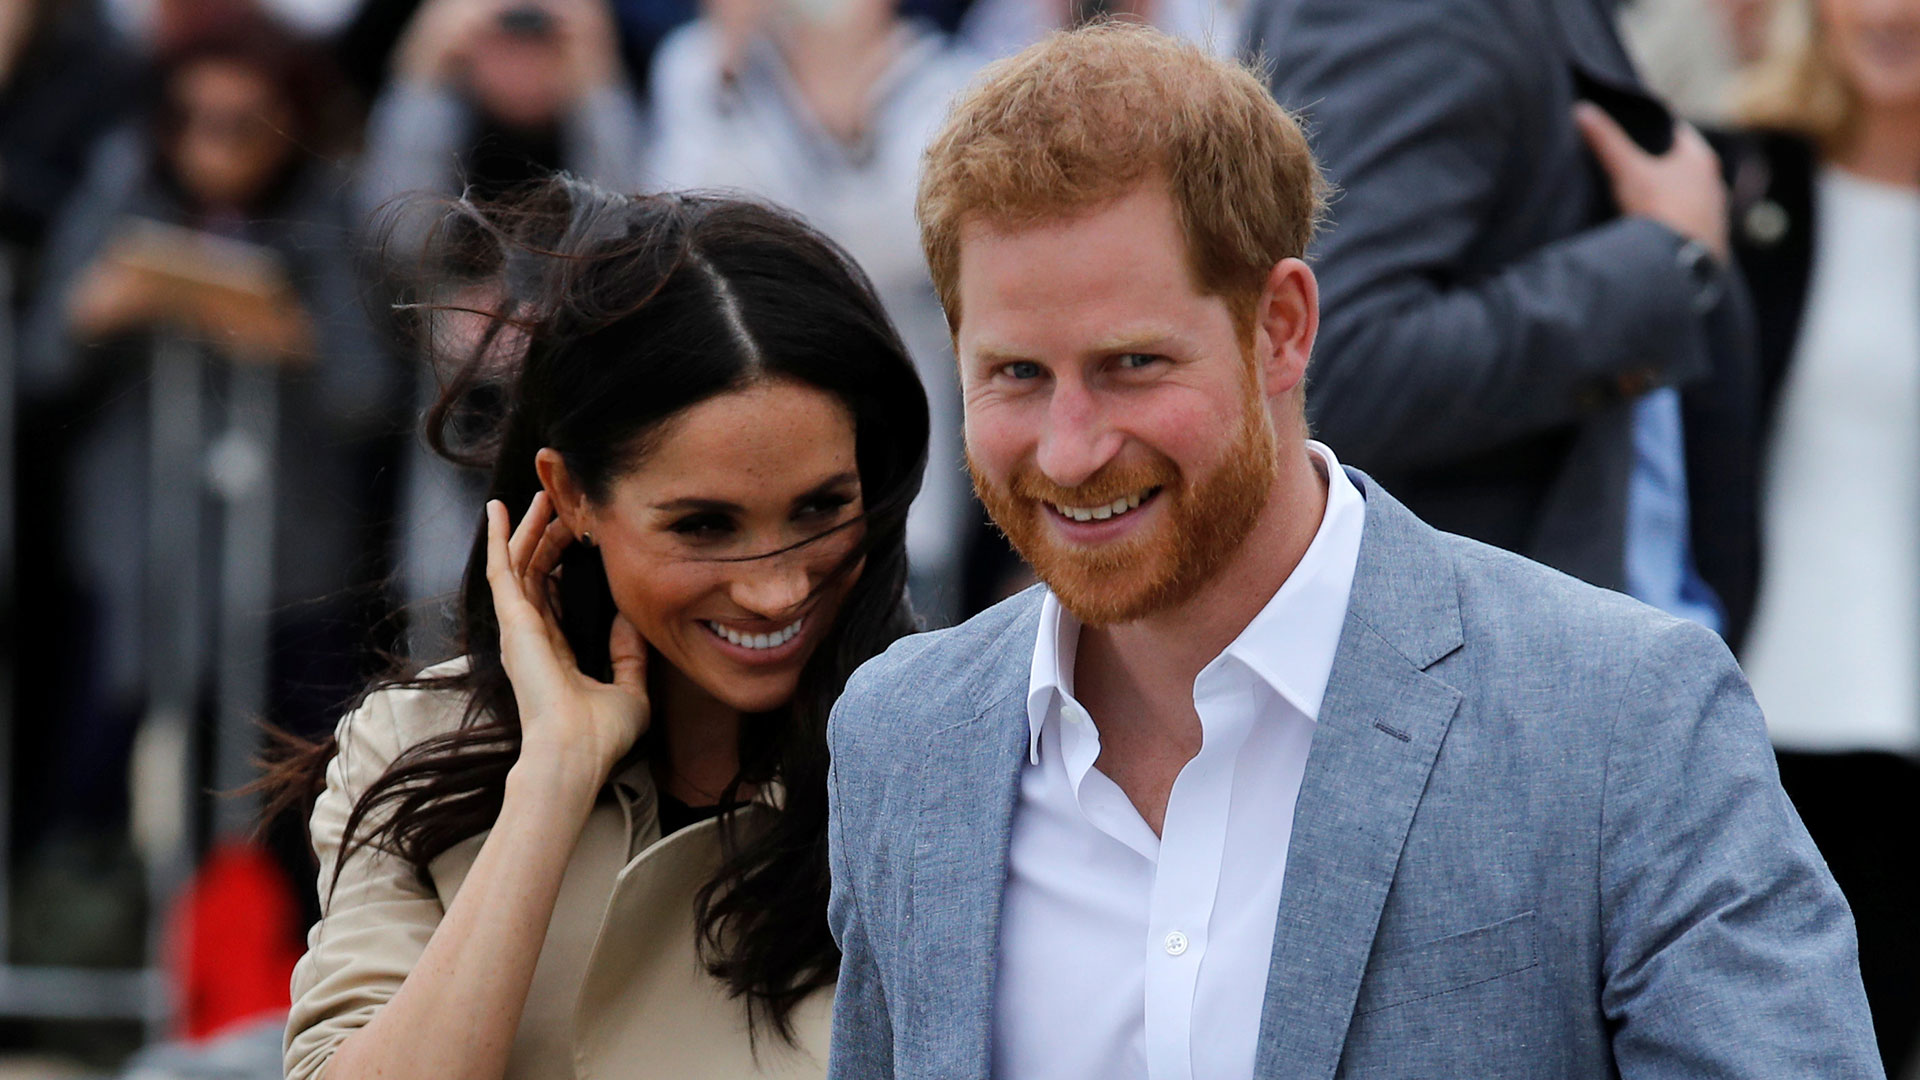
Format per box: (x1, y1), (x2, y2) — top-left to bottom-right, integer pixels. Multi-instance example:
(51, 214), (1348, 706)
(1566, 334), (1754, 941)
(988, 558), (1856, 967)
(652, 496), (741, 513)
(793, 472), (861, 502)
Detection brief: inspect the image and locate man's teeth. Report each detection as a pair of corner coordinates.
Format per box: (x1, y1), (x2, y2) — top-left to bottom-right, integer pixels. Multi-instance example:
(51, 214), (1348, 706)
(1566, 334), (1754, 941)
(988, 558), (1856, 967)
(1051, 491), (1146, 523)
(705, 618), (804, 650)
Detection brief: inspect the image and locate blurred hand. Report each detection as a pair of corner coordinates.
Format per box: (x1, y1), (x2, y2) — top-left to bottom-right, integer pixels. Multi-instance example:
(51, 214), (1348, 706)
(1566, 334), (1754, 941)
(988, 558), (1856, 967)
(188, 286), (316, 363)
(395, 0), (504, 84)
(487, 492), (650, 790)
(66, 259), (165, 341)
(1574, 102), (1729, 263)
(547, 0), (624, 97)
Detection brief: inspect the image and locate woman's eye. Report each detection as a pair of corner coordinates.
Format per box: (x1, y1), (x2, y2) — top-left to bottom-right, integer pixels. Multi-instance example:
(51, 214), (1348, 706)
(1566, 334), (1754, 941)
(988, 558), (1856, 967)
(669, 513), (734, 539)
(798, 493), (856, 521)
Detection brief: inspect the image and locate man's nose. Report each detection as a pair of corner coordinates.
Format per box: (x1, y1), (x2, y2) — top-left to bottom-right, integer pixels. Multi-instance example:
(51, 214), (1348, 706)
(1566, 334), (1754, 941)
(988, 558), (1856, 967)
(729, 557), (813, 620)
(1034, 380), (1122, 489)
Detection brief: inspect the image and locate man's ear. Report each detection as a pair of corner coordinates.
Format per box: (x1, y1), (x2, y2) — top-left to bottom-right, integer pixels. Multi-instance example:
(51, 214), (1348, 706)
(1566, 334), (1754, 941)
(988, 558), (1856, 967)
(534, 448), (592, 536)
(1252, 257), (1319, 399)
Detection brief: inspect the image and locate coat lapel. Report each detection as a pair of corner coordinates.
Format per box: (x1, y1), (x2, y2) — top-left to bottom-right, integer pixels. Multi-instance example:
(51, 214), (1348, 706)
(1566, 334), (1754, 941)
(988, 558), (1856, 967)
(1254, 474), (1465, 1080)
(907, 599), (1038, 1079)
(1546, 0), (1639, 88)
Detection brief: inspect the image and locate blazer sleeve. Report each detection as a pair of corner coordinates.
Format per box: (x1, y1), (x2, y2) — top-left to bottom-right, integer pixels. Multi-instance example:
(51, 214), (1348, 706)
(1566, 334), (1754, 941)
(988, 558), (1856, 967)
(1257, 0), (1714, 472)
(1597, 620), (1882, 1078)
(283, 689), (447, 1080)
(825, 695), (897, 1080)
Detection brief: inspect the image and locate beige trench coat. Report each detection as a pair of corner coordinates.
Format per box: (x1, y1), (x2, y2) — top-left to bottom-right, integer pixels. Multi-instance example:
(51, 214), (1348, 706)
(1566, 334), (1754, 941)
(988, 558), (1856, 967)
(283, 662), (832, 1080)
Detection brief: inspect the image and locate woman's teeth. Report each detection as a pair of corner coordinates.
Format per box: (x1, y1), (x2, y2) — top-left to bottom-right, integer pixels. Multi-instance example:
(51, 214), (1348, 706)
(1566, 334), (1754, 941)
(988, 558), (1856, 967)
(705, 618), (803, 650)
(1050, 490), (1147, 523)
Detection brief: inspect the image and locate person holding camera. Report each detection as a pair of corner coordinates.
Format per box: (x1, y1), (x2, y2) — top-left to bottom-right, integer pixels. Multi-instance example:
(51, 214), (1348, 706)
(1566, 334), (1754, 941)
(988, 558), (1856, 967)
(358, 0), (645, 235)
(276, 181), (930, 1080)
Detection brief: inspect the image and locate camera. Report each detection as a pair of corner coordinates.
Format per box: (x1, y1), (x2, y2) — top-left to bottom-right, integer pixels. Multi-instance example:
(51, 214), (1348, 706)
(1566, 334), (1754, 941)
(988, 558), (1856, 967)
(497, 5), (555, 36)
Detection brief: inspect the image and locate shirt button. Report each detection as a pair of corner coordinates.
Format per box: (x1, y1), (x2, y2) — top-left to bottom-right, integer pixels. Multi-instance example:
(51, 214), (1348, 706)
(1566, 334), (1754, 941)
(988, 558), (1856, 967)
(1063, 703), (1089, 725)
(1164, 931), (1189, 956)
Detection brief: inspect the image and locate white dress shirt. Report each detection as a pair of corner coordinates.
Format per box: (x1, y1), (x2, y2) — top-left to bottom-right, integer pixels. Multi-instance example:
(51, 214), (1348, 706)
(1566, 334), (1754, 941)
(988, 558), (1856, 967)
(992, 441), (1367, 1080)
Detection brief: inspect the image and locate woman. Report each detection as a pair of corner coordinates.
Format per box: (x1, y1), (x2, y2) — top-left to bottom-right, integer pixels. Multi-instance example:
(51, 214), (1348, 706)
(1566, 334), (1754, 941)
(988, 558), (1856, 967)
(276, 181), (929, 1079)
(1720, 0), (1920, 1071)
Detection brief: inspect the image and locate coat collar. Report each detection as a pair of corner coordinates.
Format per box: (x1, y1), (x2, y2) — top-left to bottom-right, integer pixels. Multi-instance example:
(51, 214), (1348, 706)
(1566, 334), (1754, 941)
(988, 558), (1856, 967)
(1546, 0), (1640, 89)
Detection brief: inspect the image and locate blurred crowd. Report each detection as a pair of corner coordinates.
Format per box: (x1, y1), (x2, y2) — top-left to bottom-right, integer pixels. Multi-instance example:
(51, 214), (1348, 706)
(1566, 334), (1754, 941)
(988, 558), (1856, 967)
(0, 0), (1915, 1073)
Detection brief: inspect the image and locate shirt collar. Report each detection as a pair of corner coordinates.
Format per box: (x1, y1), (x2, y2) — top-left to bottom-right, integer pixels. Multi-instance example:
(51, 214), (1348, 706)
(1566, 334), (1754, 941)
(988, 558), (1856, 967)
(1025, 441), (1367, 765)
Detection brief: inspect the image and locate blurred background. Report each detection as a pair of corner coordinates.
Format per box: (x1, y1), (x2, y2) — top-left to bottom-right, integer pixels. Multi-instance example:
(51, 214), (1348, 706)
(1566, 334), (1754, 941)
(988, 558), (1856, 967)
(0, 0), (1913, 1075)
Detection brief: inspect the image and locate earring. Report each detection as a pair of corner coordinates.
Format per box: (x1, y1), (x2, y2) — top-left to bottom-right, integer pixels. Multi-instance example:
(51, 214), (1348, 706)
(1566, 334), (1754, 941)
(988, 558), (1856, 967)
(580, 531), (595, 547)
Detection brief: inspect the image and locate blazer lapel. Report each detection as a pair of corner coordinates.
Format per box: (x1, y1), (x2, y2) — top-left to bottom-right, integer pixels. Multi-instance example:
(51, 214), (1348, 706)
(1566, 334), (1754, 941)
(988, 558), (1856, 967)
(907, 603), (1037, 1079)
(1255, 474), (1465, 1080)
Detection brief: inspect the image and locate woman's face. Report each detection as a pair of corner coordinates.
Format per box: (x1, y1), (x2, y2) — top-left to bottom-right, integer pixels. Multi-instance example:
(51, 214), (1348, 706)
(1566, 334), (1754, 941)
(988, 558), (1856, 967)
(574, 378), (866, 714)
(1822, 0), (1920, 111)
(167, 59), (296, 211)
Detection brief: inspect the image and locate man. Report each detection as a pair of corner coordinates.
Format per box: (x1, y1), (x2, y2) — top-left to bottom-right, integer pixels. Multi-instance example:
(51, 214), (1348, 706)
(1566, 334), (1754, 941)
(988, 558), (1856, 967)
(1249, 0), (1762, 646)
(824, 23), (1879, 1080)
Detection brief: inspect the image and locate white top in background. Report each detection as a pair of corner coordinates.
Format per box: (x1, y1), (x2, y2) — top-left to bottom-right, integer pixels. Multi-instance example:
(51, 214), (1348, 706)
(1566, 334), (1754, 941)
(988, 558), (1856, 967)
(1742, 166), (1920, 754)
(993, 441), (1365, 1080)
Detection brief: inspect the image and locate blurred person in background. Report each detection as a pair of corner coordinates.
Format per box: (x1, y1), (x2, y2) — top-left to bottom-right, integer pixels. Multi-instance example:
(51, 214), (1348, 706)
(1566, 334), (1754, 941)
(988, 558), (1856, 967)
(357, 0), (648, 659)
(1250, 0), (1763, 647)
(358, 0), (645, 227)
(18, 8), (393, 952)
(1720, 0), (1920, 1069)
(1621, 0), (1774, 123)
(0, 0), (135, 274)
(274, 182), (929, 1080)
(645, 0), (982, 620)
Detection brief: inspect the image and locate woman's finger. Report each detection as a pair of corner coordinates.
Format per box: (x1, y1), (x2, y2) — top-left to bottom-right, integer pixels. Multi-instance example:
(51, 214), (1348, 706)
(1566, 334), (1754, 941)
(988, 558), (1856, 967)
(484, 500), (530, 626)
(608, 613), (647, 697)
(507, 491), (552, 578)
(524, 511), (576, 583)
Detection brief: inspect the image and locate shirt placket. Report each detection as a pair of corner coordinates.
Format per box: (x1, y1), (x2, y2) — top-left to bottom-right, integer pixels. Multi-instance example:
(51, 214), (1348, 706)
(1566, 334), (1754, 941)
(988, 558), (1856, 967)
(1142, 661), (1258, 1080)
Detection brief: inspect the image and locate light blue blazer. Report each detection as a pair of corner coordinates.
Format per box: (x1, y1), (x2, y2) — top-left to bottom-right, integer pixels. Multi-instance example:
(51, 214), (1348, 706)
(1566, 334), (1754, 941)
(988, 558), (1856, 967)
(824, 471), (1881, 1079)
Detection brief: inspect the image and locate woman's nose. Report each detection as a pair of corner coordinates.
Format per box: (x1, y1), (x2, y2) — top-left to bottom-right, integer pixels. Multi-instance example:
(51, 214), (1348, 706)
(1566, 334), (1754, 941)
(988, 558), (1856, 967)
(729, 559), (813, 619)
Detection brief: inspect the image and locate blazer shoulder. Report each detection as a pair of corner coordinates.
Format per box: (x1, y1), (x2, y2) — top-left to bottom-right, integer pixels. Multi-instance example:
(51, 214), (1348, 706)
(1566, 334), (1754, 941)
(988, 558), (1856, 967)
(1438, 528), (1729, 682)
(834, 587), (1043, 745)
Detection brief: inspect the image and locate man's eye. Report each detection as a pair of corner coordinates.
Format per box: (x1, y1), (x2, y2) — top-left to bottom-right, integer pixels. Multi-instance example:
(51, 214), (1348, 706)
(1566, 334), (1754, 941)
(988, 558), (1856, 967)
(1002, 361), (1044, 380)
(670, 513), (733, 538)
(1118, 353), (1162, 369)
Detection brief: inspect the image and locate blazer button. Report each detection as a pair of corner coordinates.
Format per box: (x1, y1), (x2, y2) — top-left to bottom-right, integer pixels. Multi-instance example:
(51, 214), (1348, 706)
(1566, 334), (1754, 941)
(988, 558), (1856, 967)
(1164, 931), (1189, 956)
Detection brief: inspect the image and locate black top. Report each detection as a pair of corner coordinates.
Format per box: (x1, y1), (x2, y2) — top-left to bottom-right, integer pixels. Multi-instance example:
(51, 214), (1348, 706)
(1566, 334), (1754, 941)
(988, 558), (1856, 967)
(1712, 129), (1821, 429)
(656, 790), (746, 837)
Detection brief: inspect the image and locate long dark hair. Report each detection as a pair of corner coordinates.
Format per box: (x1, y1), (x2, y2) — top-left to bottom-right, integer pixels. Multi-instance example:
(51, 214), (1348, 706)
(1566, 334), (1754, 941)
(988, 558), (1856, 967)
(264, 178), (929, 1036)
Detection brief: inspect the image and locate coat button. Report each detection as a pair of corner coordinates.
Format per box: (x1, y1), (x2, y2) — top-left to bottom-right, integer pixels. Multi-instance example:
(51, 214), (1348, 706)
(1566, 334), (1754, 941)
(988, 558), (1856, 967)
(1744, 198), (1790, 247)
(1164, 931), (1189, 956)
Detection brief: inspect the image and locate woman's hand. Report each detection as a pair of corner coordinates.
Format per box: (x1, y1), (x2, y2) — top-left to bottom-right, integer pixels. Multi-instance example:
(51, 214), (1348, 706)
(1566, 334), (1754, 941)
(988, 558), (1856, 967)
(486, 492), (649, 795)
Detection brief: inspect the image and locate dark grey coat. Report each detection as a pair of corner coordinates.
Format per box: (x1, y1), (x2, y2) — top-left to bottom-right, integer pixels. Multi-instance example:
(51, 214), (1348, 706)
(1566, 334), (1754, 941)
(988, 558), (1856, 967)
(1249, 0), (1762, 642)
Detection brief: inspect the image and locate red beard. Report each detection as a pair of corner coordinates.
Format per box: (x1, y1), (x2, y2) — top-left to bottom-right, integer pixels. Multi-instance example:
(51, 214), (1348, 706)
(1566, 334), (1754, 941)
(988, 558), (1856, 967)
(971, 395), (1277, 626)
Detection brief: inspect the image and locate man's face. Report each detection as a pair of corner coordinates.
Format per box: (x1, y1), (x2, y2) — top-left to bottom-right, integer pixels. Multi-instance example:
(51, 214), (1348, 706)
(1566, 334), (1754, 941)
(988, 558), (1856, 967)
(957, 182), (1283, 626)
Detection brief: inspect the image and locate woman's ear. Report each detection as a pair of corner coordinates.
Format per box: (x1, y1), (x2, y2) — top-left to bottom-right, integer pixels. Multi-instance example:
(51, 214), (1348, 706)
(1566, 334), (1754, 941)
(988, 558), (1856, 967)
(534, 448), (592, 537)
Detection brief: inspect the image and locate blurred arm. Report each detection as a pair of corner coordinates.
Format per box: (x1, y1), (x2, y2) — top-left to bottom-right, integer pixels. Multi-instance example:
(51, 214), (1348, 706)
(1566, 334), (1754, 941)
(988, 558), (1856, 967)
(355, 81), (472, 258)
(1259, 0), (1712, 472)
